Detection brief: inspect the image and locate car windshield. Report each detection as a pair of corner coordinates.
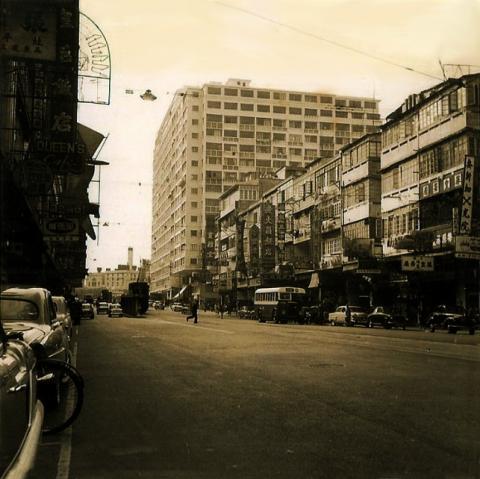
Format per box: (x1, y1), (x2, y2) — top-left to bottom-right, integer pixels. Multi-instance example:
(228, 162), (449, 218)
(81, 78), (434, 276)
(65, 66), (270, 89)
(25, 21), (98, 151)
(0, 298), (40, 322)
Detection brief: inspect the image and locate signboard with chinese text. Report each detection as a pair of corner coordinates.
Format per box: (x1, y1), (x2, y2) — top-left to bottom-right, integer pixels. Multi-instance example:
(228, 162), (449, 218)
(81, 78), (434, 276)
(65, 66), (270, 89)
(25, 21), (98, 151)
(459, 156), (475, 234)
(235, 218), (247, 274)
(455, 235), (480, 260)
(401, 255), (434, 272)
(260, 202), (276, 272)
(249, 224), (260, 274)
(419, 169), (463, 199)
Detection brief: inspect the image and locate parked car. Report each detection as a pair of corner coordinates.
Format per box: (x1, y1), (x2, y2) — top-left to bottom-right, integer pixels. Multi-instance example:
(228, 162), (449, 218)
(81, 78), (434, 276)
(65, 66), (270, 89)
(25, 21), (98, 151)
(368, 306), (406, 330)
(428, 306), (477, 334)
(52, 295), (73, 340)
(153, 301), (164, 310)
(108, 304), (123, 317)
(328, 305), (368, 326)
(0, 319), (44, 478)
(81, 303), (95, 320)
(171, 302), (189, 313)
(0, 287), (70, 363)
(96, 301), (109, 315)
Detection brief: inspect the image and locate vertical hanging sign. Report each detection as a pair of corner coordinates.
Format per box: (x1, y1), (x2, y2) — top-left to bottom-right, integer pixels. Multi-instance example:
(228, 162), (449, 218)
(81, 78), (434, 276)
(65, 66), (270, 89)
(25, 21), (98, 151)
(261, 202), (276, 272)
(249, 224), (260, 275)
(459, 156), (475, 234)
(235, 218), (247, 275)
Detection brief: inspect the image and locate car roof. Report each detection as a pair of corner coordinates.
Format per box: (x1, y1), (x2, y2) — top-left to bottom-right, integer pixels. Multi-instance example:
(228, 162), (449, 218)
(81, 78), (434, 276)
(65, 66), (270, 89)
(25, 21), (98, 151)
(2, 287), (49, 305)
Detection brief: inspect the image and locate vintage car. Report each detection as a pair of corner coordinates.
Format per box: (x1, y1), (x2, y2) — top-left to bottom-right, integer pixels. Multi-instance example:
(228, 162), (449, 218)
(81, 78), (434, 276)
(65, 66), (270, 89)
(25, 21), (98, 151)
(171, 302), (189, 313)
(96, 301), (109, 315)
(0, 288), (70, 363)
(328, 305), (368, 326)
(52, 295), (73, 340)
(0, 318), (44, 478)
(367, 306), (406, 330)
(108, 304), (123, 317)
(81, 303), (95, 320)
(428, 306), (477, 334)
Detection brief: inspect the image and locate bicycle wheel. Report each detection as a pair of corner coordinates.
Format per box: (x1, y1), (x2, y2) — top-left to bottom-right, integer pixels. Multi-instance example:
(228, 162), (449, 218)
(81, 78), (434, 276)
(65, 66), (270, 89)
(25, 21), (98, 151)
(36, 359), (84, 435)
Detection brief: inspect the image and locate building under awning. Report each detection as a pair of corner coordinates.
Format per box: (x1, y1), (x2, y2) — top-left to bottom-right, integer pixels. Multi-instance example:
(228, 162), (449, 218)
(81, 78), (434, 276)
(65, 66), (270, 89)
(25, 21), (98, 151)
(308, 272), (320, 288)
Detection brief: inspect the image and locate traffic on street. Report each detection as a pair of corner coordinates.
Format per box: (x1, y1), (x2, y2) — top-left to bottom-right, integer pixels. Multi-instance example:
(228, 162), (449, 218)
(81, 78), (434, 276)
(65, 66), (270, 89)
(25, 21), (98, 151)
(30, 306), (480, 479)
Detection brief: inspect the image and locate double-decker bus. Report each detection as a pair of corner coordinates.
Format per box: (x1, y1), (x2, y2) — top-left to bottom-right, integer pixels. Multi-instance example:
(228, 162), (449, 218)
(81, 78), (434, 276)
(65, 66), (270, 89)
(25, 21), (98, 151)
(254, 287), (306, 323)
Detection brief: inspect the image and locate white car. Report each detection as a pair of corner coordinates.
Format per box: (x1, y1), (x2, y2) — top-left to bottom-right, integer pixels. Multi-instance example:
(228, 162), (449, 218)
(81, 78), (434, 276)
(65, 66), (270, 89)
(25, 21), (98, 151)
(328, 306), (368, 326)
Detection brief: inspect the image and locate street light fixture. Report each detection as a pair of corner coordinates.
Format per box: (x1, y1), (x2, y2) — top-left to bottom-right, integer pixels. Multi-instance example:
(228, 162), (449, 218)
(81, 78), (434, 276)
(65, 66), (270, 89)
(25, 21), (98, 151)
(140, 89), (157, 101)
(125, 88), (157, 101)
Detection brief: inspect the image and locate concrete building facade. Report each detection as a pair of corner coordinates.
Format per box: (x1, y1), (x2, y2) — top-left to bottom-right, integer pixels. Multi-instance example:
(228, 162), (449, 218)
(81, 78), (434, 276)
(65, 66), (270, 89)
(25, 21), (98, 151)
(151, 79), (381, 299)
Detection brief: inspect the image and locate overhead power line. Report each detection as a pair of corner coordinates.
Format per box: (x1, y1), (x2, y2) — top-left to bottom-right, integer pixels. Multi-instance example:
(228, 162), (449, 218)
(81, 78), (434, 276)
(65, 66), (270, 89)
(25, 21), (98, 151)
(215, 1), (443, 81)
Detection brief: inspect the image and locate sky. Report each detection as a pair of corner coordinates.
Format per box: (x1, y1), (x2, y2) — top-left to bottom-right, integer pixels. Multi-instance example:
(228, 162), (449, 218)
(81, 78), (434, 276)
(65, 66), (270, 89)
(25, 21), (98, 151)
(77, 0), (480, 272)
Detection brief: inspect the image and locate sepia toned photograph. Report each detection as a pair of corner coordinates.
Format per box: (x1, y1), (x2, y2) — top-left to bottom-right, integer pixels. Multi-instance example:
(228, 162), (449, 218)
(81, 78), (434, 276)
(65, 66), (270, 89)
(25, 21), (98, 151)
(1, 1), (479, 478)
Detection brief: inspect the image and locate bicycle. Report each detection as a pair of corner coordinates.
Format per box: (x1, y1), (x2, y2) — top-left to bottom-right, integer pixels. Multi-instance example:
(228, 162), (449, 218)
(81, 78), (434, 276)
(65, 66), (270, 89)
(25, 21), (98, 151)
(36, 358), (84, 435)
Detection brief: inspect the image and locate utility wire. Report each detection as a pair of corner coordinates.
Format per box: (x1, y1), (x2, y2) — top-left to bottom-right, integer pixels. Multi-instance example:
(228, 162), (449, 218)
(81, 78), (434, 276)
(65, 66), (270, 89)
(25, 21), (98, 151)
(215, 1), (443, 81)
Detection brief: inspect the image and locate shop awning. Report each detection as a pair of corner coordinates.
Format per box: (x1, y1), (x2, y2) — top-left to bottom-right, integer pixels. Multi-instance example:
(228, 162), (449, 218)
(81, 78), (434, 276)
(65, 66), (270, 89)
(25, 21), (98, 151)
(172, 285), (188, 300)
(308, 272), (320, 288)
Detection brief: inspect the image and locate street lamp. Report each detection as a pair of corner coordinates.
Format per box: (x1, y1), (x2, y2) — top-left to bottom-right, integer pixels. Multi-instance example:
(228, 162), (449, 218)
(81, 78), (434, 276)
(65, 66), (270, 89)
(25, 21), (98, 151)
(125, 88), (157, 101)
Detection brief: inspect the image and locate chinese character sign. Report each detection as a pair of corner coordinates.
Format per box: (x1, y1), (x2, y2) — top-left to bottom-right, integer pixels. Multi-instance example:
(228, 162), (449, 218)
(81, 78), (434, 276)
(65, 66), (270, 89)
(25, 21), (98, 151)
(459, 156), (475, 234)
(261, 202), (276, 272)
(249, 224), (260, 274)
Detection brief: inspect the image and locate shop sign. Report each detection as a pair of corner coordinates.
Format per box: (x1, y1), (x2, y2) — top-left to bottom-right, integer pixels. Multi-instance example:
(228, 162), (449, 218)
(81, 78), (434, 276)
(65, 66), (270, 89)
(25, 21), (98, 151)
(277, 208), (286, 241)
(459, 156), (475, 234)
(261, 202), (276, 272)
(455, 235), (480, 260)
(419, 169), (463, 199)
(401, 255), (434, 272)
(0, 5), (57, 60)
(249, 224), (260, 273)
(235, 218), (247, 274)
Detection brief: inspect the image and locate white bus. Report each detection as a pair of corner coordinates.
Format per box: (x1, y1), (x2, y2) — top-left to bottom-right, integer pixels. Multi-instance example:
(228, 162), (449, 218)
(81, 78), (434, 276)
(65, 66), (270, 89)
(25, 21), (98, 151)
(254, 287), (307, 323)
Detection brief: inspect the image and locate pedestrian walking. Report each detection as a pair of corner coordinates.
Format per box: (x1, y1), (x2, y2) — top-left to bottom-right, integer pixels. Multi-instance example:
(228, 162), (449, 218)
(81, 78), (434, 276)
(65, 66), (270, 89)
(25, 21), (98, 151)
(345, 303), (352, 326)
(186, 299), (199, 324)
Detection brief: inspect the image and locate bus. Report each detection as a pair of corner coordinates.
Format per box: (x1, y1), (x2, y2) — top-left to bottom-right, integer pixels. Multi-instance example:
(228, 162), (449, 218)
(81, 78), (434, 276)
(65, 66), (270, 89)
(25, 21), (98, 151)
(254, 287), (307, 324)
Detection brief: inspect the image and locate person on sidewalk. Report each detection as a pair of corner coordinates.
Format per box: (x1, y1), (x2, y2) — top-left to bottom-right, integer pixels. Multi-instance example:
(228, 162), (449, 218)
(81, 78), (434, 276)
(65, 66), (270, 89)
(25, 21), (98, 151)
(186, 299), (199, 324)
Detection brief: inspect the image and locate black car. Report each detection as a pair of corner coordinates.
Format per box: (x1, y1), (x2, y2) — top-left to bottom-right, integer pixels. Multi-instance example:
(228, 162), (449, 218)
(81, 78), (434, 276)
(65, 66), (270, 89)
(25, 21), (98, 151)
(428, 306), (477, 334)
(368, 307), (406, 330)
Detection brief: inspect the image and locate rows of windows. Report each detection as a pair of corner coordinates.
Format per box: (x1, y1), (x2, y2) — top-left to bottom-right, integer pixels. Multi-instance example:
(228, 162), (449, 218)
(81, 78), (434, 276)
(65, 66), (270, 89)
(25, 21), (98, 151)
(382, 88), (465, 148)
(206, 86), (377, 109)
(206, 102), (379, 118)
(342, 139), (381, 169)
(418, 135), (470, 179)
(382, 158), (418, 193)
(382, 206), (419, 237)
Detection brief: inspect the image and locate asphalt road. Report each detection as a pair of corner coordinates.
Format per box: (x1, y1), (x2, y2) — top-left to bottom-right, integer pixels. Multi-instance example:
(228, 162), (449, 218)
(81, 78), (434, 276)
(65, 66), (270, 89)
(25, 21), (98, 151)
(33, 309), (480, 479)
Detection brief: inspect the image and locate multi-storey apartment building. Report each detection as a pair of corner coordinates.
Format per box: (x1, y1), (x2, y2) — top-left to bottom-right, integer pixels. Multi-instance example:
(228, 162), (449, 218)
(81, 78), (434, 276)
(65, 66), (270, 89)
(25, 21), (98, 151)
(151, 79), (381, 299)
(380, 74), (480, 313)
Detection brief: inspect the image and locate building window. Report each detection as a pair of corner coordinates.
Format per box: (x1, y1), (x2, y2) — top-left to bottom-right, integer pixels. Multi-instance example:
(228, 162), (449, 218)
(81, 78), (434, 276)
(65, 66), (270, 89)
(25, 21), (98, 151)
(241, 89), (254, 97)
(257, 90), (270, 99)
(257, 104), (270, 112)
(191, 230), (198, 236)
(241, 103), (254, 111)
(192, 132), (198, 138)
(224, 115), (237, 124)
(335, 99), (346, 107)
(207, 101), (221, 109)
(192, 119), (199, 125)
(224, 102), (238, 110)
(273, 92), (286, 100)
(224, 88), (238, 96)
(320, 96), (333, 104)
(192, 146), (199, 152)
(273, 106), (286, 114)
(289, 120), (302, 128)
(289, 107), (302, 115)
(289, 93), (302, 101)
(191, 216), (198, 222)
(207, 86), (221, 95)
(320, 110), (333, 117)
